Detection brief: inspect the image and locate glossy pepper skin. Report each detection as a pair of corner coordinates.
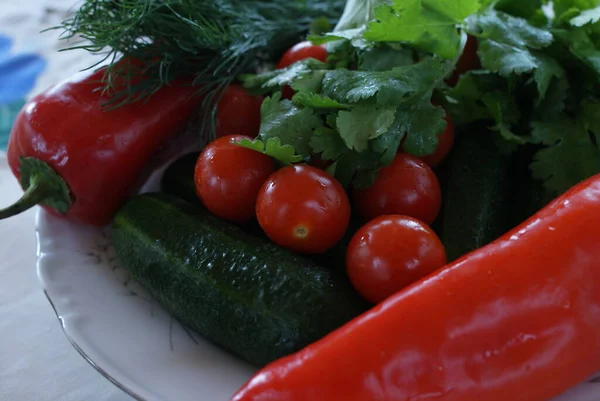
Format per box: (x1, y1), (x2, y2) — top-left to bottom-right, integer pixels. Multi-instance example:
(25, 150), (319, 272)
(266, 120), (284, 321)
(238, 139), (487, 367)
(6, 66), (200, 226)
(232, 174), (600, 401)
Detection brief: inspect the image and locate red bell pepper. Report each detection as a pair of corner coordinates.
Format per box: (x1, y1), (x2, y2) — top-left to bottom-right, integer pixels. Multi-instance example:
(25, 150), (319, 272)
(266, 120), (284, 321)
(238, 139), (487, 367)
(232, 174), (600, 401)
(1, 65), (200, 226)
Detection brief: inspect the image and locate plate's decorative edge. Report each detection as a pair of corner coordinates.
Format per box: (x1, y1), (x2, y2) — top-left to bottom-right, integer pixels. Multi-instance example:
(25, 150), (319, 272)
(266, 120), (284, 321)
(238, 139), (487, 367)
(35, 209), (145, 401)
(41, 288), (145, 401)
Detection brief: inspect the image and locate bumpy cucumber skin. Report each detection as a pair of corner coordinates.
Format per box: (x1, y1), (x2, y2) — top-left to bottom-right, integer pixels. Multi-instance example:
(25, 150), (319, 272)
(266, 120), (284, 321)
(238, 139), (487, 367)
(111, 193), (368, 367)
(437, 131), (515, 262)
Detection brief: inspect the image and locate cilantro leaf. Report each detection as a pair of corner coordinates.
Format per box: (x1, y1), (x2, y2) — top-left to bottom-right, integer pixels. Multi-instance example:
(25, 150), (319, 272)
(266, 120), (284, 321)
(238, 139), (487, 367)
(337, 106), (397, 152)
(554, 0), (600, 21)
(309, 126), (348, 160)
(470, 10), (562, 98)
(321, 57), (446, 105)
(309, 28), (369, 49)
(481, 90), (526, 145)
(469, 9), (553, 49)
(358, 46), (415, 71)
(536, 77), (570, 121)
(334, 150), (382, 188)
(365, 0), (482, 59)
(292, 93), (351, 109)
(530, 115), (600, 194)
(553, 27), (600, 77)
(494, 0), (545, 20)
(445, 71), (506, 125)
(259, 94), (323, 157)
(290, 70), (327, 94)
(570, 6), (600, 25)
(240, 59), (327, 94)
(371, 117), (407, 166)
(236, 137), (303, 164)
(398, 102), (447, 157)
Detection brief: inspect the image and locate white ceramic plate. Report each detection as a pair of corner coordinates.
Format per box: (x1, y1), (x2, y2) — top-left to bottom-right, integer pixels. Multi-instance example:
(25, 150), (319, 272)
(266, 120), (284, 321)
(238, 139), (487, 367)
(35, 152), (600, 401)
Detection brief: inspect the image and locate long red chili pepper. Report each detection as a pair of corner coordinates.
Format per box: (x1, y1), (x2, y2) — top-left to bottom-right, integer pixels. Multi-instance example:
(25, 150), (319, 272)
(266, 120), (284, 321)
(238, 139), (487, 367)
(1, 64), (200, 226)
(232, 174), (600, 401)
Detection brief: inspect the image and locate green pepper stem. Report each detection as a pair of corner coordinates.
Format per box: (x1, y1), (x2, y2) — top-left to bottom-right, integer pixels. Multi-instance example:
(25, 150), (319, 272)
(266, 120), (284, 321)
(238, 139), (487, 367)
(0, 177), (52, 219)
(0, 157), (72, 221)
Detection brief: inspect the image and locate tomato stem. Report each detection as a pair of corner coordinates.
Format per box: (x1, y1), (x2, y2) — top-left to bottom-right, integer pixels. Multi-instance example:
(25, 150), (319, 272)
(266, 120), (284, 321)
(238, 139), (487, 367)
(0, 157), (72, 220)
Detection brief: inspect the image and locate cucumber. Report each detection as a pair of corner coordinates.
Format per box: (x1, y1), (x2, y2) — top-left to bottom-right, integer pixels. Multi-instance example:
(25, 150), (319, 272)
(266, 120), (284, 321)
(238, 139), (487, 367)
(437, 129), (516, 262)
(111, 193), (369, 366)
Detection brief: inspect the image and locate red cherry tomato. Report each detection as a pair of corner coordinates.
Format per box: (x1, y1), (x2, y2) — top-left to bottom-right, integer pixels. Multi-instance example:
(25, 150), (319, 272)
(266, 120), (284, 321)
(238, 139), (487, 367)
(195, 135), (274, 223)
(446, 34), (481, 86)
(353, 153), (442, 225)
(420, 107), (455, 167)
(256, 164), (351, 254)
(346, 215), (447, 304)
(215, 85), (263, 138)
(276, 41), (328, 69)
(276, 41), (328, 99)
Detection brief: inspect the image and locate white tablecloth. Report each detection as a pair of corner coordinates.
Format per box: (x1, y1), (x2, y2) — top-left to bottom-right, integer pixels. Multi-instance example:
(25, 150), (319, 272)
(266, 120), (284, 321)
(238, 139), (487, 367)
(1, 0), (132, 399)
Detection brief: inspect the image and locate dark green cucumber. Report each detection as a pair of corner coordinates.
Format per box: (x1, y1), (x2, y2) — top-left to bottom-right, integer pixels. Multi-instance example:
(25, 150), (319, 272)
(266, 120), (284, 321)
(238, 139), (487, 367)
(437, 129), (516, 262)
(161, 152), (200, 203)
(111, 193), (369, 366)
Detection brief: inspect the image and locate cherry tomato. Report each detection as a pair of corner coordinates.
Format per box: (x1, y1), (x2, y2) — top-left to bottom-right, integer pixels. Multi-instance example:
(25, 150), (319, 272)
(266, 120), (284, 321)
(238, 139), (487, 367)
(420, 107), (455, 167)
(346, 215), (447, 304)
(353, 153), (442, 225)
(276, 41), (328, 69)
(195, 135), (274, 223)
(215, 85), (263, 138)
(446, 35), (481, 86)
(256, 164), (350, 254)
(276, 41), (328, 100)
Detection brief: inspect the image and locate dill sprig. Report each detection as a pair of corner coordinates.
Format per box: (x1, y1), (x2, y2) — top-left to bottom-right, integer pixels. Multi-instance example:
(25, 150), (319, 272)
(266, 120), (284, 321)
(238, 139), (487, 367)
(56, 0), (345, 139)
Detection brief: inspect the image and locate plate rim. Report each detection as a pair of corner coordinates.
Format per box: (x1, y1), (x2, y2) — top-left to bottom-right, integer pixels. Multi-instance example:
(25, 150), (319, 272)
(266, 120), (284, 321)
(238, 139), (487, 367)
(35, 208), (145, 401)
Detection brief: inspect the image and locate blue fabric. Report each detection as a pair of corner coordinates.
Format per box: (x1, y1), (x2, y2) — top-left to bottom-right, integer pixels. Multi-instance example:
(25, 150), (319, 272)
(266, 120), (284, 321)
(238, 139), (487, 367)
(0, 34), (46, 150)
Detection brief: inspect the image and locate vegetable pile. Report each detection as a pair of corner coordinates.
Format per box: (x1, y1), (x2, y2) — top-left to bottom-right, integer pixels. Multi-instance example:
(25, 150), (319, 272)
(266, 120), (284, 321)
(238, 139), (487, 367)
(239, 0), (600, 200)
(4, 0), (600, 400)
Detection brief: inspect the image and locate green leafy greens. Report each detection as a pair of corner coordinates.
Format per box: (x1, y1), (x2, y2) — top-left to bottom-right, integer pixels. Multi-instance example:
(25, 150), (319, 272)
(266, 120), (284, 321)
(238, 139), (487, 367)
(63, 0), (600, 195)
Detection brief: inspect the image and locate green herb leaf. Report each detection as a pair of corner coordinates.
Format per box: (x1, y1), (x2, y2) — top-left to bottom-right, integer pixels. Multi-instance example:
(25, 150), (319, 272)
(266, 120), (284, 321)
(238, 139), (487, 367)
(481, 90), (526, 145)
(530, 114), (600, 194)
(365, 0), (482, 59)
(536, 77), (570, 121)
(240, 59), (327, 94)
(334, 150), (381, 188)
(292, 93), (351, 109)
(358, 46), (415, 71)
(259, 93), (323, 157)
(337, 106), (397, 152)
(236, 137), (303, 164)
(398, 102), (447, 157)
(494, 0), (545, 20)
(555, 0), (600, 21)
(309, 126), (348, 160)
(445, 71), (506, 125)
(469, 9), (553, 49)
(291, 70), (327, 94)
(470, 10), (562, 98)
(570, 6), (600, 25)
(553, 27), (600, 77)
(321, 57), (446, 104)
(309, 28), (369, 49)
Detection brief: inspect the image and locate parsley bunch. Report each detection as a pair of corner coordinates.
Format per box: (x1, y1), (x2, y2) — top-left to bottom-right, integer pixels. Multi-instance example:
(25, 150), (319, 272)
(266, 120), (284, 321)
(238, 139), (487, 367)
(241, 0), (600, 197)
